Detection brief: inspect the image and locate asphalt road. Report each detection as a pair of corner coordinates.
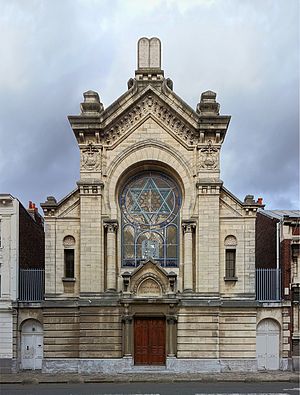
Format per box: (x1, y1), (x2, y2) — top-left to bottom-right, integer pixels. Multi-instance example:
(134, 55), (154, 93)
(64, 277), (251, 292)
(1, 382), (299, 395)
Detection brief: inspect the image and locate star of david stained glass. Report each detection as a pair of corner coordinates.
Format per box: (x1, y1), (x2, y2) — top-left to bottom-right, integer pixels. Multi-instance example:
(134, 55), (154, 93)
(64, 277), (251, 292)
(120, 172), (181, 267)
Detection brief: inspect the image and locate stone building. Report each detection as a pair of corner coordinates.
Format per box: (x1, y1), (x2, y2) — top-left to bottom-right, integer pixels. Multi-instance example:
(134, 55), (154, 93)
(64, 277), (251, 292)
(15, 37), (294, 372)
(0, 196), (44, 372)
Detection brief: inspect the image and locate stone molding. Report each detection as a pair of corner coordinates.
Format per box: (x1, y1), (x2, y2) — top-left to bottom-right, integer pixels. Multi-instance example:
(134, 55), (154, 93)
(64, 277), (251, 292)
(77, 180), (104, 195)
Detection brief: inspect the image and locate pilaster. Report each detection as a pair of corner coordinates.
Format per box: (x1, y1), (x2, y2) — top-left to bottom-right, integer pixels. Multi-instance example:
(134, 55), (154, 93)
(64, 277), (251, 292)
(104, 220), (118, 291)
(182, 221), (196, 292)
(196, 180), (222, 294)
(166, 315), (177, 357)
(78, 180), (104, 294)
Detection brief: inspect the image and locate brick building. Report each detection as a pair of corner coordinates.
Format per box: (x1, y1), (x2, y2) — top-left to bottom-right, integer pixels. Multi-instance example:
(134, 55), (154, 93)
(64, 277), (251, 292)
(13, 38), (297, 373)
(256, 210), (300, 370)
(0, 195), (44, 372)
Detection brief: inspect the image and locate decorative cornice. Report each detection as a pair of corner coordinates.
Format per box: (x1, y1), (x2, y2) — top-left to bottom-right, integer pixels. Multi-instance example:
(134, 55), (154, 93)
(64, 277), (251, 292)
(77, 179), (104, 195)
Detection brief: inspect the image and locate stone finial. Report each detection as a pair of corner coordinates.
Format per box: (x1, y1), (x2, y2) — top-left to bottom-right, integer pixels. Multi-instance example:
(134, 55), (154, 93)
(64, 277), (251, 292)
(80, 90), (104, 116)
(44, 196), (57, 205)
(138, 37), (161, 69)
(196, 90), (220, 115)
(244, 195), (255, 204)
(40, 196), (57, 215)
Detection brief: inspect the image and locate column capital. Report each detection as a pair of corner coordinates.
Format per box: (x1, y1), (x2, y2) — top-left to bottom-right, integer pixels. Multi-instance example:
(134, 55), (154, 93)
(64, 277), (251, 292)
(182, 221), (196, 233)
(104, 220), (118, 233)
(166, 315), (177, 324)
(122, 315), (133, 324)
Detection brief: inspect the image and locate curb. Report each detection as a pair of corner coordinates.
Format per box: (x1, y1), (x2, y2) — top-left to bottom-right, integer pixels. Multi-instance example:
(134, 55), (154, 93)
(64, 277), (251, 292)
(0, 374), (299, 385)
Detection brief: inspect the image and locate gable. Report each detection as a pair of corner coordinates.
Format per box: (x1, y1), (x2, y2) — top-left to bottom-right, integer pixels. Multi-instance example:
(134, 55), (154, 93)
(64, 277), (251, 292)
(127, 260), (174, 297)
(55, 189), (80, 219)
(101, 88), (199, 149)
(220, 188), (244, 218)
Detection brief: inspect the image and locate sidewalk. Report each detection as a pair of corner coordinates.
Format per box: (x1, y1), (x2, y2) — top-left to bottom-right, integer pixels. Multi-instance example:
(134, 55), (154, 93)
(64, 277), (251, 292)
(0, 371), (299, 384)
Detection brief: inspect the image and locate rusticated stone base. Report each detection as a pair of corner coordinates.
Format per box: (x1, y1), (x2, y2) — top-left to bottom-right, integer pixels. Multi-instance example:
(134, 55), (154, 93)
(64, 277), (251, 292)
(292, 356), (299, 371)
(42, 357), (293, 374)
(220, 359), (257, 372)
(43, 357), (134, 374)
(0, 358), (17, 373)
(167, 357), (220, 372)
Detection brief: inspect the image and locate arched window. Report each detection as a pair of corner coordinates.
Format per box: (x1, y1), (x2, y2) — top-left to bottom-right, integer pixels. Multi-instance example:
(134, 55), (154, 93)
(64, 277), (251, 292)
(224, 235), (237, 281)
(120, 172), (181, 267)
(63, 235), (75, 279)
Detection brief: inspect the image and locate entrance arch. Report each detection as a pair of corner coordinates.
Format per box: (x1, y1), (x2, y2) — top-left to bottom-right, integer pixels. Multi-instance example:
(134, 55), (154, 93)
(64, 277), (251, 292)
(21, 319), (43, 370)
(256, 319), (280, 370)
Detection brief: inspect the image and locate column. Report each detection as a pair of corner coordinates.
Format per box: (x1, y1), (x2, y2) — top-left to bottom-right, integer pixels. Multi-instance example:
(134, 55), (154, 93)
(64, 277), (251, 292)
(182, 222), (195, 292)
(105, 221), (118, 291)
(166, 315), (177, 357)
(122, 315), (133, 356)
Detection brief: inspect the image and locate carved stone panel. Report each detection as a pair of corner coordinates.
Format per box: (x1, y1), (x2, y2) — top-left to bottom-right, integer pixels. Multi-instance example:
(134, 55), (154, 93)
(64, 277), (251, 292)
(198, 140), (219, 170)
(81, 142), (101, 171)
(137, 278), (162, 297)
(128, 260), (171, 297)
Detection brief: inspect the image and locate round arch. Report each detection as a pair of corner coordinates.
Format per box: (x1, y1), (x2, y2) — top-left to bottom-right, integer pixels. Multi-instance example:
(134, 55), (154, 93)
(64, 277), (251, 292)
(105, 140), (194, 218)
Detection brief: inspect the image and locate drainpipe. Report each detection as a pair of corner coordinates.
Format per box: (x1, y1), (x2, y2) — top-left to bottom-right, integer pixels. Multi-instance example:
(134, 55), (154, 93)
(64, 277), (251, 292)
(276, 220), (280, 300)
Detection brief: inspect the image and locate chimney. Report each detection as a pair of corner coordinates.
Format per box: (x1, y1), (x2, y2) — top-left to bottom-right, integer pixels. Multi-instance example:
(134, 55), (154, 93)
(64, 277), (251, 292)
(257, 197), (263, 205)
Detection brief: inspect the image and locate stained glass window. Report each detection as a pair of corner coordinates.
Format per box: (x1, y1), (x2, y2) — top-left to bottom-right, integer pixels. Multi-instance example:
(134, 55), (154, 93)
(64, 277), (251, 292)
(120, 172), (181, 267)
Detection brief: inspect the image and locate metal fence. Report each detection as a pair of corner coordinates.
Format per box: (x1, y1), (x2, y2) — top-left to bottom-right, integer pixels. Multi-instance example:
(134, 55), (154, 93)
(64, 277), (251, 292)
(19, 268), (45, 302)
(255, 268), (281, 301)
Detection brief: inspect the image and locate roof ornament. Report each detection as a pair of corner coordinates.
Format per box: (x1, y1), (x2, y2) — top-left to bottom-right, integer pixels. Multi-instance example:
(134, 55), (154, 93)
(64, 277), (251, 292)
(138, 37), (161, 69)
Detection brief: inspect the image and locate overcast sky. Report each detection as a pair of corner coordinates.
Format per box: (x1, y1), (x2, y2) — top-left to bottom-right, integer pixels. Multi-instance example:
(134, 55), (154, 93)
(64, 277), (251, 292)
(0, 0), (299, 212)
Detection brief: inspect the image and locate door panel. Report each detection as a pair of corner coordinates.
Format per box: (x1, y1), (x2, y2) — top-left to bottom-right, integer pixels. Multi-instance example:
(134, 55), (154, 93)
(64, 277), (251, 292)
(21, 320), (43, 370)
(134, 318), (165, 365)
(256, 319), (280, 370)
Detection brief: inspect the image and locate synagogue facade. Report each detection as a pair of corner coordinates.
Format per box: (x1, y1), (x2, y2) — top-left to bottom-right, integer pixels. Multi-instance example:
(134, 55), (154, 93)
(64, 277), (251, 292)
(15, 38), (293, 373)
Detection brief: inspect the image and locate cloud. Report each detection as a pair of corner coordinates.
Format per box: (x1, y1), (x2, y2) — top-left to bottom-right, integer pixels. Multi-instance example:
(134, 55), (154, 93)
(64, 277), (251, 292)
(0, 0), (298, 210)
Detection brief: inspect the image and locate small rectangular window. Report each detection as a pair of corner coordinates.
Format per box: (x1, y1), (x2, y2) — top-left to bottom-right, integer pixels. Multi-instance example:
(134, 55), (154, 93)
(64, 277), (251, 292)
(225, 249), (236, 279)
(64, 249), (74, 278)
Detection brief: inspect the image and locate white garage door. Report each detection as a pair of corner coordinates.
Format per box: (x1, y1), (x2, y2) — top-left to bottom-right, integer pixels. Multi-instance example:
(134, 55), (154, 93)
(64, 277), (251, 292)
(256, 319), (280, 370)
(21, 319), (43, 370)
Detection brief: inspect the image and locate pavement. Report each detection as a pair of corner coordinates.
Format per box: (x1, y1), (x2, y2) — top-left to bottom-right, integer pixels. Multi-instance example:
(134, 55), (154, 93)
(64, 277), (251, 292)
(0, 371), (299, 385)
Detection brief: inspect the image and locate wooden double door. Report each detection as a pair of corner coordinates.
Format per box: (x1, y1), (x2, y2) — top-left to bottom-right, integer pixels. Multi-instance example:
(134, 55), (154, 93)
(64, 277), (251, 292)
(134, 318), (166, 365)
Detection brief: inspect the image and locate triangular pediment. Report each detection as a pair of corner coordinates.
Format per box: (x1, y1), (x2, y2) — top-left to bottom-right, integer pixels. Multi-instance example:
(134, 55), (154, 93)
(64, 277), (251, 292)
(101, 86), (199, 148)
(220, 188), (244, 218)
(56, 189), (80, 219)
(128, 260), (172, 297)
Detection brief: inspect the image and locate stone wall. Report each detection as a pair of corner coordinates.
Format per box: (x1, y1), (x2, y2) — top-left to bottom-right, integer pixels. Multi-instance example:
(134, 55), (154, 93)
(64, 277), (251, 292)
(43, 307), (122, 359)
(177, 307), (256, 360)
